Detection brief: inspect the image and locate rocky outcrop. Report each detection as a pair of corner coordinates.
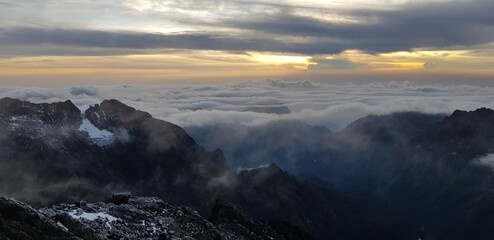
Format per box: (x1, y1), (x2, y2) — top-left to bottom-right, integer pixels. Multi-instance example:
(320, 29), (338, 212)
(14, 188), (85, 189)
(0, 97), (81, 126)
(210, 200), (313, 240)
(0, 196), (312, 240)
(414, 108), (494, 158)
(0, 197), (79, 240)
(219, 164), (411, 240)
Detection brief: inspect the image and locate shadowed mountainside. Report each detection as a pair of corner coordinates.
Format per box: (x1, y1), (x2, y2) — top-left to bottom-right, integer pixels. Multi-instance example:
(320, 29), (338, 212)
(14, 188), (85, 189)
(0, 98), (408, 240)
(188, 109), (494, 240)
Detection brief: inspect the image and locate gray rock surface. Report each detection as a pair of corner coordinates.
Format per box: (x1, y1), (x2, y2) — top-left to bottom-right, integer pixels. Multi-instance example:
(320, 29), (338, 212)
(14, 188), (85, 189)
(1, 196), (312, 240)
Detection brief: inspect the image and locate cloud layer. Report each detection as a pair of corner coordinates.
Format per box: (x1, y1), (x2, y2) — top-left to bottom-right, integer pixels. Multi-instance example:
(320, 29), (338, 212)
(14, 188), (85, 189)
(1, 0), (493, 56)
(1, 80), (494, 131)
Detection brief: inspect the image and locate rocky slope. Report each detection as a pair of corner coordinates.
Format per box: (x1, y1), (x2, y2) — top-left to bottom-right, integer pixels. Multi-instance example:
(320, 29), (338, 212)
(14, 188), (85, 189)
(0, 195), (312, 240)
(188, 109), (494, 240)
(7, 98), (494, 239)
(0, 97), (228, 212)
(218, 164), (413, 240)
(0, 98), (405, 240)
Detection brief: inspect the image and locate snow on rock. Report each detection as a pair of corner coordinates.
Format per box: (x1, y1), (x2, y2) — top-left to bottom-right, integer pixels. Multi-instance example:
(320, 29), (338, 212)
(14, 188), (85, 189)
(78, 118), (114, 146)
(10, 195), (309, 240)
(56, 221), (69, 231)
(8, 116), (43, 130)
(236, 164), (272, 172)
(10, 116), (43, 123)
(68, 210), (117, 223)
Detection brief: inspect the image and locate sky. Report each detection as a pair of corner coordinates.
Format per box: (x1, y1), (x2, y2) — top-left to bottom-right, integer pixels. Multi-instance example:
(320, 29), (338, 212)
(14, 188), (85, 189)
(1, 0), (494, 85)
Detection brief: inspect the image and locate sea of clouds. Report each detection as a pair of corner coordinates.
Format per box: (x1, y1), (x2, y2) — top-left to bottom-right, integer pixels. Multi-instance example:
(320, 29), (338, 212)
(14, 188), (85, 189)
(1, 79), (494, 131)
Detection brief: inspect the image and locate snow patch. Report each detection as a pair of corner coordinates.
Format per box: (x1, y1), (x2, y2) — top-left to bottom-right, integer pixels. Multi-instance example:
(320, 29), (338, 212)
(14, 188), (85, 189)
(10, 116), (43, 123)
(8, 115), (43, 130)
(69, 210), (118, 223)
(78, 118), (114, 146)
(237, 164), (271, 172)
(56, 221), (69, 231)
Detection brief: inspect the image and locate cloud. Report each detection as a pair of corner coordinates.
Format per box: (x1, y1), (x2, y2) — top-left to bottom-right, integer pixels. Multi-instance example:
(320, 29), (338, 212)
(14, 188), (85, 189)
(308, 58), (364, 71)
(224, 0), (494, 53)
(2, 80), (494, 132)
(0, 27), (326, 55)
(0, 87), (63, 101)
(69, 86), (99, 97)
(476, 154), (494, 171)
(423, 62), (439, 69)
(1, 1), (493, 56)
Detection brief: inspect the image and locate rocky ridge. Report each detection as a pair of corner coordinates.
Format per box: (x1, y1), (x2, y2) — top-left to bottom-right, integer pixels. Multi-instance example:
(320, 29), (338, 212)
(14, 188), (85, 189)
(0, 195), (312, 240)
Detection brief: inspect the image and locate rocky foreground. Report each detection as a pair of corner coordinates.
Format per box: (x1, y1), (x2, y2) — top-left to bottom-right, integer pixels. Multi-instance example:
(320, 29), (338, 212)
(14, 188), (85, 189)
(0, 195), (312, 240)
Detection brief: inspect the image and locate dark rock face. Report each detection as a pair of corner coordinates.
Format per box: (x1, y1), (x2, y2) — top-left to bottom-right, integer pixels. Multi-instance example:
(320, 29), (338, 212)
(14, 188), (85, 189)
(0, 197), (79, 240)
(83, 100), (229, 211)
(219, 164), (414, 240)
(190, 109), (494, 240)
(0, 97), (81, 127)
(0, 196), (312, 240)
(0, 98), (100, 205)
(109, 192), (130, 205)
(210, 200), (313, 240)
(332, 110), (494, 240)
(85, 99), (196, 149)
(0, 97), (228, 211)
(414, 108), (494, 159)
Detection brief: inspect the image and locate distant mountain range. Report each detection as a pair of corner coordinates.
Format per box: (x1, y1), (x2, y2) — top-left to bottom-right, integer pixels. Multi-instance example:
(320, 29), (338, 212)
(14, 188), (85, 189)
(188, 108), (494, 240)
(1, 97), (494, 239)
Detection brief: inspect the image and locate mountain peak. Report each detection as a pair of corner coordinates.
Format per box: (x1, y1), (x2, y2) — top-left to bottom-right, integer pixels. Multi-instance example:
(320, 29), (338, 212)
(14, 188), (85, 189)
(99, 99), (148, 117)
(85, 99), (151, 131)
(236, 163), (298, 187)
(414, 107), (494, 158)
(451, 107), (494, 118)
(84, 99), (198, 150)
(0, 98), (81, 126)
(0, 97), (20, 104)
(442, 107), (494, 129)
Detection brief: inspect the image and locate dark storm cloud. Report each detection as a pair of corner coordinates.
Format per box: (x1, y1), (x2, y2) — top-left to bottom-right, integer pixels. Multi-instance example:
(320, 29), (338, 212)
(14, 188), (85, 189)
(0, 27), (341, 55)
(0, 45), (147, 58)
(226, 0), (494, 53)
(0, 0), (493, 55)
